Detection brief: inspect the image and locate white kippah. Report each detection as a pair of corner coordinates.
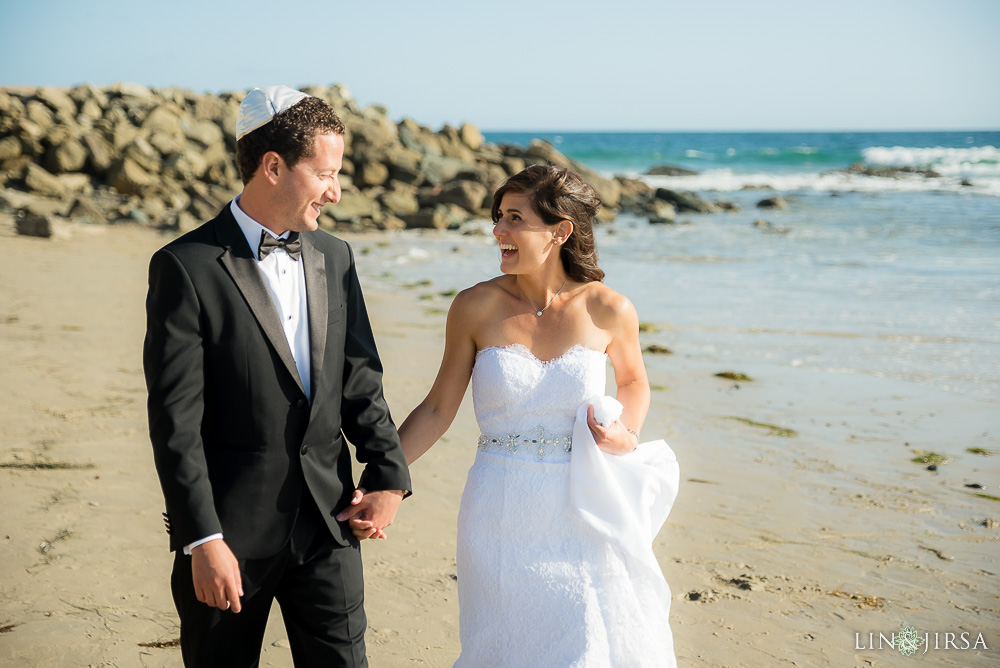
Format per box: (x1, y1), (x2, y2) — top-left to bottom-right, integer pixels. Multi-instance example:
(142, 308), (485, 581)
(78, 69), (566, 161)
(236, 85), (310, 140)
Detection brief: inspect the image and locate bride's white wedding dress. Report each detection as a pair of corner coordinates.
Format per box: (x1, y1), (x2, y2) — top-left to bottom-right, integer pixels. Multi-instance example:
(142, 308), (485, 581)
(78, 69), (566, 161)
(454, 344), (677, 667)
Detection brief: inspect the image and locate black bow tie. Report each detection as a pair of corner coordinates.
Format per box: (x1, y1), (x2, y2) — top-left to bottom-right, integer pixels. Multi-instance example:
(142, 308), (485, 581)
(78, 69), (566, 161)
(258, 231), (302, 261)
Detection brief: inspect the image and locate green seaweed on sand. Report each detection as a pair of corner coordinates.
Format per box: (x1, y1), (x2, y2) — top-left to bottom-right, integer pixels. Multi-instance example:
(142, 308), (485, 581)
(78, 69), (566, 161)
(967, 447), (995, 456)
(643, 345), (673, 355)
(716, 371), (754, 381)
(638, 323), (659, 333)
(726, 417), (796, 437)
(911, 451), (950, 466)
(972, 492), (1000, 502)
(439, 289), (458, 297)
(650, 384), (669, 391)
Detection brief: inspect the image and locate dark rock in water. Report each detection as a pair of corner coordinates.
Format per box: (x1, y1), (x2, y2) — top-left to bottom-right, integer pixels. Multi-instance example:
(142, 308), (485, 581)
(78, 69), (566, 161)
(647, 200), (677, 225)
(715, 200), (740, 213)
(841, 162), (941, 179)
(715, 371), (753, 381)
(646, 164), (698, 177)
(756, 196), (788, 210)
(654, 187), (719, 214)
(960, 179), (973, 187)
(643, 344), (673, 355)
(753, 218), (790, 234)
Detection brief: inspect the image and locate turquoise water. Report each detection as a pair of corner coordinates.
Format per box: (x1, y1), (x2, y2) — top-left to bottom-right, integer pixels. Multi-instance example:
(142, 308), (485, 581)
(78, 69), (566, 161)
(361, 132), (1000, 401)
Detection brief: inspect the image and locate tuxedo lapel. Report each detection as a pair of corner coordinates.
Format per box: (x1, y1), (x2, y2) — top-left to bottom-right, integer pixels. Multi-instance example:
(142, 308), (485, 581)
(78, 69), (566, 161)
(214, 211), (306, 396)
(302, 234), (327, 403)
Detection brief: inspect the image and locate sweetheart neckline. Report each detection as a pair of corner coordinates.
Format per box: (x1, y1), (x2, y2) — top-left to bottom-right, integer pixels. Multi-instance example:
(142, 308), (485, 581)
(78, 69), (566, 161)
(475, 343), (607, 366)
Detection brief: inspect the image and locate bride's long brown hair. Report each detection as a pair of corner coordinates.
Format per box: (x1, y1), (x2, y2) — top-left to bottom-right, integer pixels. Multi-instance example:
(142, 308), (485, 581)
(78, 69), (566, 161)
(491, 165), (605, 283)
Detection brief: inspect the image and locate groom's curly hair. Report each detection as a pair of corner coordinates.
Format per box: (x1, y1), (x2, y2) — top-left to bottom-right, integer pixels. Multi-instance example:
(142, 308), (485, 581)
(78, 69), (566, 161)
(491, 165), (605, 283)
(236, 95), (346, 184)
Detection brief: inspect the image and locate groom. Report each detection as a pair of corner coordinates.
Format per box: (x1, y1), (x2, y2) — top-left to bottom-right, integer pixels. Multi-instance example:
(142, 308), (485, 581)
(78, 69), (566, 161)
(143, 86), (410, 666)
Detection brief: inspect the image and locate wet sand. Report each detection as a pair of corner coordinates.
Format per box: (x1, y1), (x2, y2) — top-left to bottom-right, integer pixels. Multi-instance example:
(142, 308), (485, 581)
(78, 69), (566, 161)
(0, 219), (997, 666)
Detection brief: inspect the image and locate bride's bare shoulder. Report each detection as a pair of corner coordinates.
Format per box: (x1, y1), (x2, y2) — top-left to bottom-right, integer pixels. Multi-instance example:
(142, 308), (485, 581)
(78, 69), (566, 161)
(450, 276), (512, 318)
(582, 282), (638, 329)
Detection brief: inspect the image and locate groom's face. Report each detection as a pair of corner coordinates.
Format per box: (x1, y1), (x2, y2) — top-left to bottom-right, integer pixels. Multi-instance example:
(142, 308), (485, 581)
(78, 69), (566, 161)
(273, 131), (344, 233)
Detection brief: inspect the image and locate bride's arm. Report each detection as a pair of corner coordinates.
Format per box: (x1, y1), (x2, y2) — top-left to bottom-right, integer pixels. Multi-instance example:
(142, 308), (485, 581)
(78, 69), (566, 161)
(397, 289), (479, 465)
(593, 289), (650, 455)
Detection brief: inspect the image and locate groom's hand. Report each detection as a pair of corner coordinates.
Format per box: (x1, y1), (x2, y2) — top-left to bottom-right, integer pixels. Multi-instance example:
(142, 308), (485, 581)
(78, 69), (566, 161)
(191, 539), (243, 613)
(336, 488), (404, 540)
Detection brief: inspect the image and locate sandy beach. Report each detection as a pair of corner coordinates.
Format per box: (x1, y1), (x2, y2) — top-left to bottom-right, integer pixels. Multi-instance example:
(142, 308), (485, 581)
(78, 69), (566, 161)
(1, 217), (997, 667)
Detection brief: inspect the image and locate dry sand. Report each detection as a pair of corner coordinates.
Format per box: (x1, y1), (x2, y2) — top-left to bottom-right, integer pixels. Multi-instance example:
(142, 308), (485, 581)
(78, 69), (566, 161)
(1, 219), (997, 667)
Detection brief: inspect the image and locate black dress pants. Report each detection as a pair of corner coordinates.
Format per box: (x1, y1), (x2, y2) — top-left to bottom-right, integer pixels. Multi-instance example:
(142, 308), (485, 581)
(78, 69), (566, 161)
(171, 493), (367, 668)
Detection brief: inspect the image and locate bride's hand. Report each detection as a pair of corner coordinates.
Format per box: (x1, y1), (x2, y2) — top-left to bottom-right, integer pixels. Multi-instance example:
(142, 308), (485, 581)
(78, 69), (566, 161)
(338, 488), (387, 540)
(586, 405), (638, 455)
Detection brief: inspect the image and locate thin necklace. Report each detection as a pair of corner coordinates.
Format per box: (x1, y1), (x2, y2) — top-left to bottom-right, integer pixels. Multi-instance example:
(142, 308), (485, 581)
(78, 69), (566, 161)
(515, 278), (567, 317)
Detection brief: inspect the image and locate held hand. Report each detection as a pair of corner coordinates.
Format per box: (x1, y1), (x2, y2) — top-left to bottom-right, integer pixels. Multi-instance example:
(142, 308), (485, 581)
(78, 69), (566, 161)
(191, 539), (243, 613)
(335, 488), (403, 540)
(587, 404), (638, 456)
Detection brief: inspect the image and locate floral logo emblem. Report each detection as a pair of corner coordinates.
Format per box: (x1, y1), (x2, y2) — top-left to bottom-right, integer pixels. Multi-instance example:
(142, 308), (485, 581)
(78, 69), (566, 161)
(897, 624), (926, 656)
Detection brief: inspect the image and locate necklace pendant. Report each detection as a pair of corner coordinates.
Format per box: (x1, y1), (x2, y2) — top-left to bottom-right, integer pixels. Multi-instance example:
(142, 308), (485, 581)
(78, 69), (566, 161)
(536, 310), (543, 317)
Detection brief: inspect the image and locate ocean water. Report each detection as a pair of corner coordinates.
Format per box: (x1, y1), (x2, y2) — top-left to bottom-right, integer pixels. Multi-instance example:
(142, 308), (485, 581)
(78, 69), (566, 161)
(360, 132), (1000, 402)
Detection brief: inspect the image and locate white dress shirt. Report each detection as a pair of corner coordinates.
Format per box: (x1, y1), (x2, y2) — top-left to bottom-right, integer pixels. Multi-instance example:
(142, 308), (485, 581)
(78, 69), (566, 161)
(184, 196), (312, 555)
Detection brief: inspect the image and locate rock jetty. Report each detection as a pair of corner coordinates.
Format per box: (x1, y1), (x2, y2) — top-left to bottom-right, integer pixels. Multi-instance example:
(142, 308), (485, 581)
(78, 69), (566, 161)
(0, 83), (730, 236)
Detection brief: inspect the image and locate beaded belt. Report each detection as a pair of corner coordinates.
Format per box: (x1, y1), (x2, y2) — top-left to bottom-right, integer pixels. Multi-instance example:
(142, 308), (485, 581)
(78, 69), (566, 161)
(477, 426), (573, 460)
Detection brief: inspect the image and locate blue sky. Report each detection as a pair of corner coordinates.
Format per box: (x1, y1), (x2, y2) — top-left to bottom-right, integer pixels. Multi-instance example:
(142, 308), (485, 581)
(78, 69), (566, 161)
(2, 0), (997, 131)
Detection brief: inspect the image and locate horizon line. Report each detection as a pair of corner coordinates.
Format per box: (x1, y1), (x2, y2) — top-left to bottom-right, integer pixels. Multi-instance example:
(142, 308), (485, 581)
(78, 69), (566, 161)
(478, 128), (1000, 135)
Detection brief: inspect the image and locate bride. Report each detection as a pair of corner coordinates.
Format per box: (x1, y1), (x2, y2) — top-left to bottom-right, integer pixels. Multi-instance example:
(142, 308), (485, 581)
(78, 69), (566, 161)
(351, 165), (677, 666)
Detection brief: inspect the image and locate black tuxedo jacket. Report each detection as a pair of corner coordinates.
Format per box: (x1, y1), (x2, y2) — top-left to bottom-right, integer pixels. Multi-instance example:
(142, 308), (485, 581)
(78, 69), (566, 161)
(143, 205), (410, 559)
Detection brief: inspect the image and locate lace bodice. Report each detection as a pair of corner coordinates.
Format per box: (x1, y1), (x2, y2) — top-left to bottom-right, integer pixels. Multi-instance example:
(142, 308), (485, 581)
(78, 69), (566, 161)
(471, 344), (607, 446)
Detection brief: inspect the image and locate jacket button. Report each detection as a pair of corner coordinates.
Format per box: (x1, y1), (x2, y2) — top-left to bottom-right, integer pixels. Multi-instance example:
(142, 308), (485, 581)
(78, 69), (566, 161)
(295, 399), (308, 409)
(300, 444), (309, 455)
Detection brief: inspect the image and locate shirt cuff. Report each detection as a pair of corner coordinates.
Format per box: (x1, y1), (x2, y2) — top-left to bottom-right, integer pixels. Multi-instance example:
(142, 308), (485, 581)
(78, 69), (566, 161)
(183, 533), (223, 555)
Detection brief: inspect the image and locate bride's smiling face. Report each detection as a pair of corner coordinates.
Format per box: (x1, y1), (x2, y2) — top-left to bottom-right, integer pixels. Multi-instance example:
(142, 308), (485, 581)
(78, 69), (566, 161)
(493, 193), (563, 274)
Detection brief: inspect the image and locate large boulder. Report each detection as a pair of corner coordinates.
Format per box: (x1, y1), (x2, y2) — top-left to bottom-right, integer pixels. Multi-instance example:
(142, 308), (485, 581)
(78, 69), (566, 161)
(36, 87), (78, 123)
(422, 180), (488, 213)
(523, 139), (573, 167)
(378, 183), (419, 216)
(0, 136), (22, 161)
(81, 132), (114, 173)
(328, 188), (379, 222)
(354, 159), (389, 188)
(646, 164), (698, 176)
(182, 118), (224, 149)
(756, 196), (788, 210)
(398, 118), (443, 156)
(459, 123), (484, 151)
(43, 127), (87, 173)
(108, 157), (153, 195)
(24, 163), (68, 198)
(647, 200), (677, 224)
(654, 188), (719, 214)
(420, 154), (477, 186)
